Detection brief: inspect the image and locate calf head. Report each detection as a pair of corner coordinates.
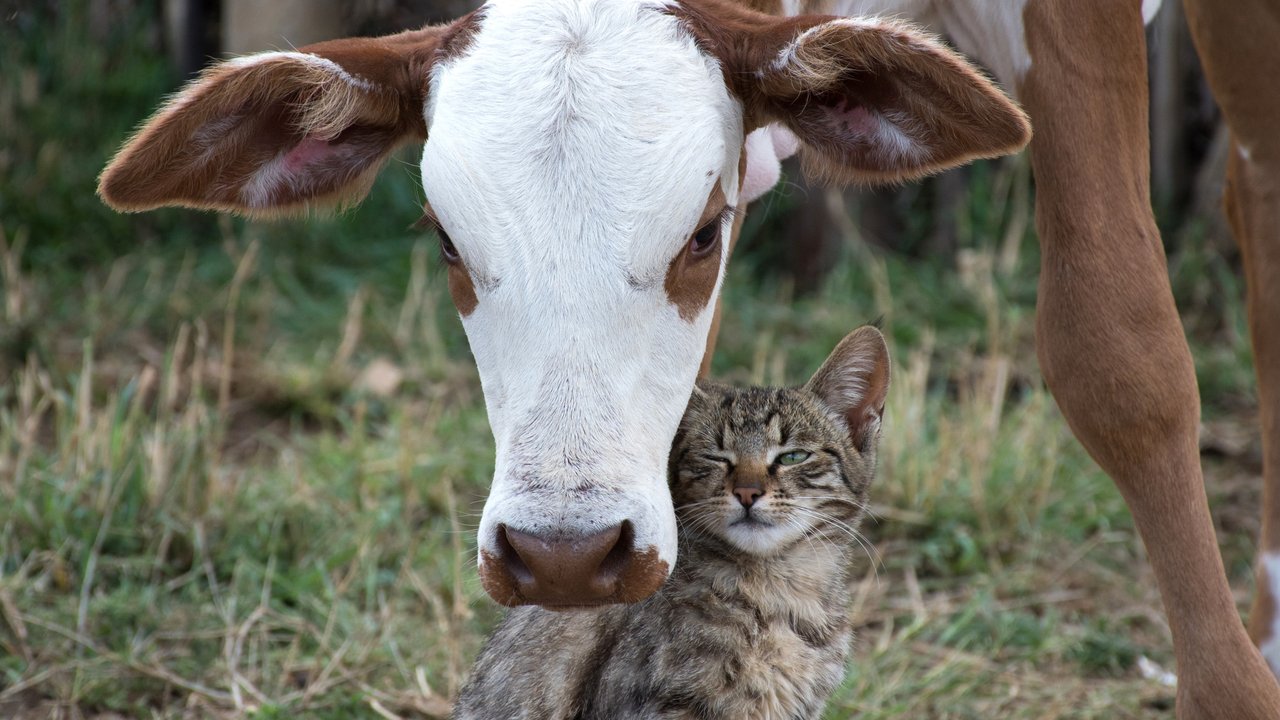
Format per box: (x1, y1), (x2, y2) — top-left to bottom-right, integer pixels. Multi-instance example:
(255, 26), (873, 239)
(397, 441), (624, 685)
(99, 0), (1028, 607)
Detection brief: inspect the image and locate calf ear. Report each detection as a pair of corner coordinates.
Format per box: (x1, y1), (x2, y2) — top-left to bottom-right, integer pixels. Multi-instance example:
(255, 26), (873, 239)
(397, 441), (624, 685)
(804, 326), (890, 452)
(684, 8), (1030, 184)
(98, 21), (468, 217)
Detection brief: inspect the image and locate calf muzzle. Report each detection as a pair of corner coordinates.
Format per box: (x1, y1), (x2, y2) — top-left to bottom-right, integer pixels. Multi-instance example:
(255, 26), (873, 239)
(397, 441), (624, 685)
(479, 521), (668, 607)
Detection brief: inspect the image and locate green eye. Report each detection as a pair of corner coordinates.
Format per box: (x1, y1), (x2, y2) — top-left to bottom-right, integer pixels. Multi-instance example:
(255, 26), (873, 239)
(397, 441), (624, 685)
(776, 450), (811, 466)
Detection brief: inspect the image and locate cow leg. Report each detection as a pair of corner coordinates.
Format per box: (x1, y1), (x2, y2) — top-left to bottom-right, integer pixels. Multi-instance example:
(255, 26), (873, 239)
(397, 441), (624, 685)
(1021, 1), (1280, 716)
(1232, 137), (1280, 679)
(1182, 0), (1280, 679)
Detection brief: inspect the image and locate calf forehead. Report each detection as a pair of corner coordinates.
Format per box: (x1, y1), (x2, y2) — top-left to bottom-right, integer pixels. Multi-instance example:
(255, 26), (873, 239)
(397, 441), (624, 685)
(422, 0), (740, 273)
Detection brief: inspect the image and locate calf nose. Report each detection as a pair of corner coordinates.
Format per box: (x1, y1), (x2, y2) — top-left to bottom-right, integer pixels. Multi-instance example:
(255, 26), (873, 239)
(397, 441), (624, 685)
(480, 521), (666, 607)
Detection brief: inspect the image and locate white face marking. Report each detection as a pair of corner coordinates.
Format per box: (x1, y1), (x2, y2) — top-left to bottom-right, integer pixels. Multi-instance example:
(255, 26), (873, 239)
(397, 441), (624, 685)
(1261, 552), (1280, 676)
(420, 0), (743, 575)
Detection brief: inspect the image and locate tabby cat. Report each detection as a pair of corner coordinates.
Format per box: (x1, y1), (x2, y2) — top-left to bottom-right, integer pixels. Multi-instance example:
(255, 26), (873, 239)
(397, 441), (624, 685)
(453, 325), (890, 720)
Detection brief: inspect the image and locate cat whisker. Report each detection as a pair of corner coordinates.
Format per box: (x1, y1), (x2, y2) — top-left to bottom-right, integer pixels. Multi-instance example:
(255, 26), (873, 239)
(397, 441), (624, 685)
(788, 496), (873, 514)
(675, 498), (727, 513)
(782, 514), (828, 558)
(788, 506), (883, 582)
(679, 507), (725, 541)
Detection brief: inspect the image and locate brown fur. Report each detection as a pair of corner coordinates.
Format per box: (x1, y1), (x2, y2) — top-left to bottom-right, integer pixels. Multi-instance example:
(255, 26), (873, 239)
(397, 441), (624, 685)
(701, 0), (1280, 711)
(666, 185), (729, 322)
(454, 327), (890, 720)
(672, 0), (1031, 184)
(1020, 0), (1280, 715)
(96, 20), (482, 216)
(422, 200), (481, 318)
(1183, 0), (1280, 673)
(95, 1), (1280, 710)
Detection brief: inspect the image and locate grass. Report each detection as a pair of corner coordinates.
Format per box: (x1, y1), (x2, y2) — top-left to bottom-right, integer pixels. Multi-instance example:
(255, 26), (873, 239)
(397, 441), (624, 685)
(0, 3), (1267, 719)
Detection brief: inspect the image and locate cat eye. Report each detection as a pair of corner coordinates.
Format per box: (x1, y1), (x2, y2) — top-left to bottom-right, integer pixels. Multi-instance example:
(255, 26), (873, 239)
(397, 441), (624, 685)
(776, 450), (811, 466)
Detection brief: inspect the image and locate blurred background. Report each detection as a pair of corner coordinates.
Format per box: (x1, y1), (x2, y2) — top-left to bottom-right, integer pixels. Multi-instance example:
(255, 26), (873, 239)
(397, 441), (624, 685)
(0, 1), (1262, 718)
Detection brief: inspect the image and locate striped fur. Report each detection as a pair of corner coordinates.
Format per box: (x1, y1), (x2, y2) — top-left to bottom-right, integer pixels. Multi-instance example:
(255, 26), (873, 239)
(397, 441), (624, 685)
(454, 327), (889, 720)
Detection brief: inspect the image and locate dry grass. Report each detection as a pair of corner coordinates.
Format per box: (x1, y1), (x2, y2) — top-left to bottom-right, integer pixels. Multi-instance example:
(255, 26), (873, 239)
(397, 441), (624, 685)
(0, 5), (1268, 718)
(1, 199), (1265, 718)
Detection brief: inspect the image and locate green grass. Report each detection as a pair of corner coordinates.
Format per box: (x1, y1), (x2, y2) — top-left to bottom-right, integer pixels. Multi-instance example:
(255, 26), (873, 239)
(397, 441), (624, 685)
(0, 3), (1267, 719)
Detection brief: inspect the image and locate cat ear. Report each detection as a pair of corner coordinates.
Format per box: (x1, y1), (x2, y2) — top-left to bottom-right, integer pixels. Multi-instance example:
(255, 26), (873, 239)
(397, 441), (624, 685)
(681, 381), (717, 429)
(804, 326), (890, 451)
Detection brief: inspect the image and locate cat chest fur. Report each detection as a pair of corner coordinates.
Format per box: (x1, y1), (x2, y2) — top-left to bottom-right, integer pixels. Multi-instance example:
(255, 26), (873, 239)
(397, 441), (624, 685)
(604, 552), (856, 718)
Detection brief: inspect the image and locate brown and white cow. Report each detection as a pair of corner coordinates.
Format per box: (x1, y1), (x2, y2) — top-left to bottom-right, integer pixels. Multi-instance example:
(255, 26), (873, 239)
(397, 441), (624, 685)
(98, 0), (1280, 716)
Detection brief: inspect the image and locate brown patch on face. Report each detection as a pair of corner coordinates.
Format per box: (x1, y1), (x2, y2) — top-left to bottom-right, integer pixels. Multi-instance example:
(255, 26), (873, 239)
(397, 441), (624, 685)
(612, 545), (670, 604)
(421, 199), (480, 317)
(448, 265), (479, 317)
(665, 183), (727, 322)
(478, 549), (521, 606)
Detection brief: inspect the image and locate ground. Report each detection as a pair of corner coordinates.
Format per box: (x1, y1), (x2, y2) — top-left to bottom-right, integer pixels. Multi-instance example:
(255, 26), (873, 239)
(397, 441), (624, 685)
(0, 4), (1268, 719)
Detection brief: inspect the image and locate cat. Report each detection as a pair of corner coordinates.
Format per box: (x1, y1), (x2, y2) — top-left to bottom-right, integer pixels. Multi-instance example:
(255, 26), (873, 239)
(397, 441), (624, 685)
(453, 325), (891, 720)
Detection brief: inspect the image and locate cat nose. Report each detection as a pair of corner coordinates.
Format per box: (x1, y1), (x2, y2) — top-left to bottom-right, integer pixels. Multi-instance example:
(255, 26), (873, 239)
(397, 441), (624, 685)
(734, 485), (764, 507)
(482, 521), (664, 607)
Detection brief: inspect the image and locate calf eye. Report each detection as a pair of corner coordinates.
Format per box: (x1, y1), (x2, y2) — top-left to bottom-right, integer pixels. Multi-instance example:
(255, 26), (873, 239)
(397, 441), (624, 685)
(776, 450), (811, 466)
(689, 219), (721, 258)
(439, 229), (461, 264)
(416, 212), (461, 265)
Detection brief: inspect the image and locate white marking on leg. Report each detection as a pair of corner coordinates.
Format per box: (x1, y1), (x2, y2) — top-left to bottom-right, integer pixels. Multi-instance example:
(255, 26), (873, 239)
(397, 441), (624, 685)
(1142, 0), (1164, 25)
(1261, 553), (1280, 676)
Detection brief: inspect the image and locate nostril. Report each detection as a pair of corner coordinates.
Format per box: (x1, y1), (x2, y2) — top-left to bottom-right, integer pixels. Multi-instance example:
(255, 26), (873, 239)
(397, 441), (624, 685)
(597, 520), (635, 582)
(496, 524), (534, 585)
(734, 486), (764, 507)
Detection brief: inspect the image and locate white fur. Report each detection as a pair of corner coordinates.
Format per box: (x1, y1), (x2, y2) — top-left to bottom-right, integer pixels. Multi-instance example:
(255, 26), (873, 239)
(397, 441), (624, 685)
(1143, 0), (1164, 25)
(224, 51), (380, 92)
(421, 0), (742, 577)
(741, 127), (782, 203)
(241, 150), (293, 208)
(769, 16), (886, 73)
(1261, 553), (1280, 676)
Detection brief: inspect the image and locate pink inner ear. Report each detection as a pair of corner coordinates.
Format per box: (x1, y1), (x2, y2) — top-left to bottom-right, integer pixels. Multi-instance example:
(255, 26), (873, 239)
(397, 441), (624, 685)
(823, 100), (875, 140)
(283, 135), (336, 171)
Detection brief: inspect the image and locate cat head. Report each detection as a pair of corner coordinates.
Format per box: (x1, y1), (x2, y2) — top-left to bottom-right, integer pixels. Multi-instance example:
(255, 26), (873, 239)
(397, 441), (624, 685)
(670, 326), (890, 556)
